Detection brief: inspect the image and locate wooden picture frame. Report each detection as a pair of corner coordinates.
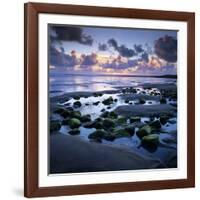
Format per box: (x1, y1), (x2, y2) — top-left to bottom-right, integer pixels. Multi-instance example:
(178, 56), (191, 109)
(24, 2), (195, 197)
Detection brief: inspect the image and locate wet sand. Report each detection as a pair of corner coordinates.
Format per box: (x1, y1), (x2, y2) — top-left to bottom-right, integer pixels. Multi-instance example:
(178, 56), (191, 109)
(50, 133), (165, 174)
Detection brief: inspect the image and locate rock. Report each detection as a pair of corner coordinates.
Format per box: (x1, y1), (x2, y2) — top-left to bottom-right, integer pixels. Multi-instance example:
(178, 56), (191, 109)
(125, 100), (129, 103)
(124, 125), (135, 136)
(149, 120), (161, 129)
(160, 115), (169, 125)
(136, 125), (151, 139)
(109, 111), (118, 119)
(80, 114), (91, 123)
(142, 134), (159, 145)
(93, 92), (103, 97)
(73, 101), (82, 108)
(160, 98), (167, 104)
(68, 118), (81, 129)
(62, 118), (70, 125)
(107, 106), (111, 109)
(88, 130), (108, 140)
(102, 96), (114, 105)
(68, 128), (80, 135)
(83, 121), (94, 128)
(101, 111), (110, 118)
(54, 108), (66, 114)
(114, 99), (118, 102)
(130, 116), (141, 123)
(139, 98), (146, 104)
(74, 96), (80, 100)
(103, 118), (115, 128)
(101, 108), (106, 112)
(114, 129), (131, 138)
(93, 121), (103, 129)
(117, 116), (126, 124)
(85, 103), (90, 106)
(65, 107), (74, 111)
(50, 120), (61, 133)
(71, 111), (82, 119)
(93, 101), (100, 106)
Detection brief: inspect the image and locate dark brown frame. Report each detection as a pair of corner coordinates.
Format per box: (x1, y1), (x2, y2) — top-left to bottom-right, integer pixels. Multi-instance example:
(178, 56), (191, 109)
(24, 2), (195, 198)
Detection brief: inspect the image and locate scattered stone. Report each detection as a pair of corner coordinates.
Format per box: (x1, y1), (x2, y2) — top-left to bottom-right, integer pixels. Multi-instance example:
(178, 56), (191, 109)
(68, 128), (80, 135)
(102, 96), (114, 105)
(130, 116), (141, 123)
(68, 118), (81, 129)
(142, 134), (159, 145)
(149, 120), (161, 129)
(139, 98), (146, 104)
(80, 114), (91, 123)
(101, 108), (106, 112)
(160, 98), (167, 104)
(103, 118), (115, 128)
(73, 101), (82, 108)
(93, 101), (100, 106)
(136, 125), (151, 139)
(50, 120), (61, 133)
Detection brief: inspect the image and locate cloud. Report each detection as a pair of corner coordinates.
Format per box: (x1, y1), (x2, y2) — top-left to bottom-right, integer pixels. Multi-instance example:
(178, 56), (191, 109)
(50, 26), (93, 46)
(140, 52), (149, 63)
(50, 46), (80, 67)
(98, 43), (108, 51)
(108, 38), (136, 58)
(154, 35), (177, 62)
(81, 53), (98, 66)
(134, 44), (144, 53)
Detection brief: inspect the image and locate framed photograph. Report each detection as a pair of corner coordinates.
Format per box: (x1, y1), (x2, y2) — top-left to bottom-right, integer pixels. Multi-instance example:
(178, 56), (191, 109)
(24, 2), (195, 197)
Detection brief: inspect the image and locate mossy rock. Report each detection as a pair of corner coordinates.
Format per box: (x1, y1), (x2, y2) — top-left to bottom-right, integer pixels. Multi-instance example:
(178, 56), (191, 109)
(68, 118), (81, 129)
(103, 118), (115, 128)
(149, 120), (161, 129)
(109, 111), (118, 119)
(88, 130), (107, 140)
(114, 129), (131, 138)
(160, 98), (167, 104)
(141, 134), (159, 145)
(71, 111), (82, 119)
(100, 111), (110, 118)
(83, 121), (94, 128)
(102, 96), (114, 105)
(124, 125), (135, 136)
(54, 108), (66, 114)
(50, 120), (61, 133)
(130, 116), (141, 123)
(160, 115), (169, 125)
(62, 118), (70, 125)
(136, 125), (151, 139)
(73, 101), (82, 108)
(80, 114), (91, 123)
(117, 116), (126, 124)
(92, 121), (103, 129)
(68, 128), (80, 135)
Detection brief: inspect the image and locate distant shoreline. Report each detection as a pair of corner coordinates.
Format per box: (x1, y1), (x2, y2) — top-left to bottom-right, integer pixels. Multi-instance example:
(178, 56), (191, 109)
(49, 71), (177, 79)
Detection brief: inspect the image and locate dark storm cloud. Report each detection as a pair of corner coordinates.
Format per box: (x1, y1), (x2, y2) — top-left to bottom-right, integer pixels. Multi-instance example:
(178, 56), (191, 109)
(50, 46), (80, 67)
(81, 53), (98, 66)
(134, 44), (144, 53)
(50, 26), (94, 46)
(98, 43), (108, 51)
(141, 52), (149, 63)
(108, 38), (136, 58)
(154, 35), (177, 62)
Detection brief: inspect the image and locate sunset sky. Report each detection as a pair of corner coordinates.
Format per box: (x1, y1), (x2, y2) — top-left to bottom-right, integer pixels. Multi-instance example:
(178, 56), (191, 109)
(49, 25), (177, 75)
